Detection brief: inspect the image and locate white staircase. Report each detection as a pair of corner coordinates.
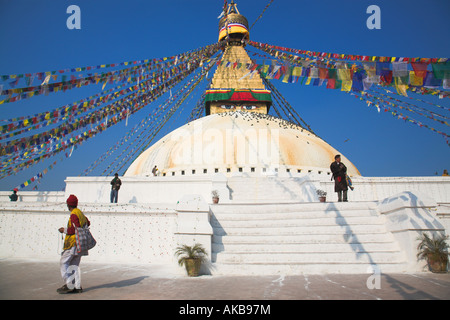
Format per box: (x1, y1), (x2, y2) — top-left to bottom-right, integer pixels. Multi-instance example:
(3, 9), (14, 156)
(210, 201), (407, 275)
(227, 176), (319, 202)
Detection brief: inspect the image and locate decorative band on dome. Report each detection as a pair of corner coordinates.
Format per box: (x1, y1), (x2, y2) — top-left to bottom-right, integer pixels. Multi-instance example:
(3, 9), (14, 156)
(218, 23), (249, 42)
(219, 22), (248, 33)
(205, 89), (272, 102)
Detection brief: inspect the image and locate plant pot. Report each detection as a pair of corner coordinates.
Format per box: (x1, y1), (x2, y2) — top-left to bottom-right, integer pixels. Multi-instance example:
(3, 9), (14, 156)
(184, 258), (202, 277)
(319, 196), (326, 202)
(427, 254), (448, 273)
(212, 197), (219, 204)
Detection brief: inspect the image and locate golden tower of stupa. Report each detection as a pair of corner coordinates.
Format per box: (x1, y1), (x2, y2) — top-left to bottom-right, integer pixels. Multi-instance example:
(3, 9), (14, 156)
(205, 0), (272, 116)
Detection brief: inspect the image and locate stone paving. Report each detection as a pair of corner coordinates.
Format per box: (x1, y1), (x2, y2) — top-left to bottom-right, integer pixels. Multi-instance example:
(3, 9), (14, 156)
(0, 258), (449, 300)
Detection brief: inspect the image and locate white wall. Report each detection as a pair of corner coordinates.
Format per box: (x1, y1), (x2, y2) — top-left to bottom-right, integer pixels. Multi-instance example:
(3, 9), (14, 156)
(0, 202), (178, 265)
(0, 191), (65, 203)
(3, 175), (449, 206)
(319, 176), (450, 204)
(64, 175), (228, 205)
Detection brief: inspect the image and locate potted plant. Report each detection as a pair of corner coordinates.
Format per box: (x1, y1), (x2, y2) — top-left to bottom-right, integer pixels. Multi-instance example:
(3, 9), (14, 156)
(175, 243), (208, 277)
(212, 190), (219, 204)
(416, 232), (449, 273)
(316, 189), (327, 202)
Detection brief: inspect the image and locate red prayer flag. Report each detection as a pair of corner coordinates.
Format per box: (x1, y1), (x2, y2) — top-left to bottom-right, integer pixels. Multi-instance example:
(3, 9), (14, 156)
(319, 68), (328, 79)
(411, 62), (429, 78)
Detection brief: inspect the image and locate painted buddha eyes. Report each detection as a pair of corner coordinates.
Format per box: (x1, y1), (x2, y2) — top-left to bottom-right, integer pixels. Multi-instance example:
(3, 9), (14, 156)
(220, 105), (257, 110)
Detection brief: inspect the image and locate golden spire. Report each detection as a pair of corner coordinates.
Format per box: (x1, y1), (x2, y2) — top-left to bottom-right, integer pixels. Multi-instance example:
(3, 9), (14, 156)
(205, 2), (271, 116)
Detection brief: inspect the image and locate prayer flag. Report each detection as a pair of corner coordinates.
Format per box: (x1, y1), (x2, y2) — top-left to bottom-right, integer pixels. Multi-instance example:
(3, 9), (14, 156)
(327, 69), (337, 80)
(376, 62), (391, 76)
(363, 78), (372, 91)
(292, 67), (302, 77)
(351, 71), (364, 92)
(431, 62), (450, 80)
(380, 71), (393, 85)
(409, 71), (423, 86)
(326, 78), (336, 89)
(443, 78), (450, 89)
(394, 76), (409, 96)
(392, 62), (408, 77)
(341, 80), (352, 92)
(411, 62), (429, 78)
(309, 67), (319, 78)
(423, 71), (442, 88)
(319, 68), (328, 79)
(337, 68), (351, 81)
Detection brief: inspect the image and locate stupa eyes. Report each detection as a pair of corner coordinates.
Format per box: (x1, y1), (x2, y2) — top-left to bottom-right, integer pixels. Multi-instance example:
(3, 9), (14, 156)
(220, 105), (257, 110)
(221, 105), (235, 110)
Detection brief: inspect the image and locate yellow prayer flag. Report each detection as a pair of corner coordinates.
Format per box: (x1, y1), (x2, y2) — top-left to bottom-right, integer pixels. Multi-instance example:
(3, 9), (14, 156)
(409, 71), (423, 86)
(305, 77), (312, 85)
(341, 80), (352, 92)
(337, 69), (351, 81)
(395, 77), (409, 97)
(292, 67), (302, 77)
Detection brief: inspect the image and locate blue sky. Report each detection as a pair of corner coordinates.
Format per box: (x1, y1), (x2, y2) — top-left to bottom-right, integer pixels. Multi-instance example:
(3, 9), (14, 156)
(0, 0), (449, 191)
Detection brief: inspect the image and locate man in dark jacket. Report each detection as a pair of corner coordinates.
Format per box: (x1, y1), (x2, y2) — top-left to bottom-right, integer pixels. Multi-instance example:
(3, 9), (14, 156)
(110, 173), (122, 203)
(9, 189), (18, 201)
(330, 155), (348, 202)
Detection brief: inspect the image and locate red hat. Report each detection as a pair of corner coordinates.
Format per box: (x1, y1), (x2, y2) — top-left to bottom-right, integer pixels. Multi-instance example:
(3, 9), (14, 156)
(66, 194), (78, 207)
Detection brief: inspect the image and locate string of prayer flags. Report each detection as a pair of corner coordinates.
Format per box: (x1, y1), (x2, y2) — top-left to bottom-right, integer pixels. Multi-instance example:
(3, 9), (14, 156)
(1, 46), (222, 183)
(248, 40), (450, 98)
(0, 42), (223, 105)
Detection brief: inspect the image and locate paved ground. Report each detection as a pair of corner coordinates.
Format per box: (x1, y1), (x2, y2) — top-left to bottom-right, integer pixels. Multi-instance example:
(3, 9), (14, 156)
(0, 258), (449, 301)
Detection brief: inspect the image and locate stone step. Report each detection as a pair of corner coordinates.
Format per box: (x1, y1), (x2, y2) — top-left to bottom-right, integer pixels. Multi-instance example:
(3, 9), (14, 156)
(211, 262), (408, 275)
(210, 202), (379, 215)
(211, 210), (380, 221)
(210, 216), (384, 228)
(209, 200), (407, 275)
(213, 233), (395, 244)
(436, 203), (450, 214)
(213, 224), (388, 236)
(212, 242), (400, 253)
(213, 251), (404, 264)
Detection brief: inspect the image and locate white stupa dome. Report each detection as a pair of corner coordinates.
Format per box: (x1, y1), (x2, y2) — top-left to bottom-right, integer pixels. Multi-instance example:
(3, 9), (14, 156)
(124, 111), (360, 177)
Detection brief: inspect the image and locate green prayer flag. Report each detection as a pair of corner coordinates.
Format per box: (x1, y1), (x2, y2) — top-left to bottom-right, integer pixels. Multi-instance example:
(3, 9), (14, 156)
(431, 62), (450, 79)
